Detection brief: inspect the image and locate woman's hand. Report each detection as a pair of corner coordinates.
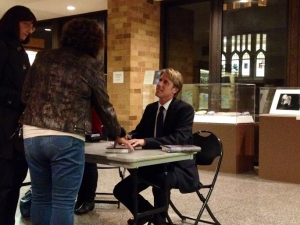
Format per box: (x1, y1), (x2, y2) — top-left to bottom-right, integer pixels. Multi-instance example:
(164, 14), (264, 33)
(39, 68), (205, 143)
(114, 137), (134, 151)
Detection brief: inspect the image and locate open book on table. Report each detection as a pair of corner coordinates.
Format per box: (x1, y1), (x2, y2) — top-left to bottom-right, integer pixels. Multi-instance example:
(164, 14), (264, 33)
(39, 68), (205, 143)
(160, 145), (201, 153)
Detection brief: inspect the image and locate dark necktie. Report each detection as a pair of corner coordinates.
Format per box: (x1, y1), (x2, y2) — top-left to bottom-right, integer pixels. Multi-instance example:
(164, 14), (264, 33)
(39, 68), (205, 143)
(156, 106), (164, 138)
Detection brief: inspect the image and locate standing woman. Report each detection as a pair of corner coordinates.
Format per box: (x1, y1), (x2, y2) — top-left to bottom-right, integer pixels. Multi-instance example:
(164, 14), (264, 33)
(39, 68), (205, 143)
(19, 18), (133, 225)
(0, 6), (36, 225)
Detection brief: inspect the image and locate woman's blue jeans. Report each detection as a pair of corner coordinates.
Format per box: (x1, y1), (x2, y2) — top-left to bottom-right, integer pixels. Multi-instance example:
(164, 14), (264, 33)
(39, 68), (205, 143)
(24, 136), (85, 225)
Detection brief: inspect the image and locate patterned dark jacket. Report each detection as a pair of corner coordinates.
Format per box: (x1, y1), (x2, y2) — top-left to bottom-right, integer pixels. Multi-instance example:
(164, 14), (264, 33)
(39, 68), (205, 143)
(19, 47), (123, 139)
(0, 34), (30, 159)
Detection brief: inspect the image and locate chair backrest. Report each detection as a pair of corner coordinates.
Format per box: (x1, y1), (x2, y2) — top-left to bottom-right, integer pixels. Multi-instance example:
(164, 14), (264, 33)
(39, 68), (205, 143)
(193, 130), (223, 166)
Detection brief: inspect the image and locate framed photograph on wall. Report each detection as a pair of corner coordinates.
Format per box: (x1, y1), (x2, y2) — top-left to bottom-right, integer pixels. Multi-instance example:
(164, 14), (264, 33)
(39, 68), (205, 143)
(269, 89), (300, 115)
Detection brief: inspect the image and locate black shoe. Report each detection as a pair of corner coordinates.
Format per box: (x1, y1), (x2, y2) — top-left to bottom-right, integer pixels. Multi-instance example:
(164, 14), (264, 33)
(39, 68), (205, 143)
(74, 200), (83, 212)
(75, 202), (95, 215)
(127, 216), (152, 225)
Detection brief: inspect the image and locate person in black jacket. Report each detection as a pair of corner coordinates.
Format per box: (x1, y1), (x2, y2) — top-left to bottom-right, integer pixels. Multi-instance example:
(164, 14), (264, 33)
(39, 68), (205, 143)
(113, 68), (199, 225)
(0, 6), (36, 225)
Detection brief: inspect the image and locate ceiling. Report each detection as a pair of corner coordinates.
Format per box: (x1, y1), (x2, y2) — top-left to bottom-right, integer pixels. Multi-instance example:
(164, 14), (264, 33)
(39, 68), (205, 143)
(1, 0), (108, 21)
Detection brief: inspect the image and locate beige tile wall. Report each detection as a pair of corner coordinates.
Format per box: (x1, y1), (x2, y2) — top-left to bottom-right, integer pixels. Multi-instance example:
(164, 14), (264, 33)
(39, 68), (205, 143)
(107, 0), (160, 131)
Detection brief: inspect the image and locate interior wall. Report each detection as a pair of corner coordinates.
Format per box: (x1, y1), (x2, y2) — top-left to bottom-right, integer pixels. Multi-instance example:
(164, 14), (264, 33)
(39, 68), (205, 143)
(107, 0), (161, 131)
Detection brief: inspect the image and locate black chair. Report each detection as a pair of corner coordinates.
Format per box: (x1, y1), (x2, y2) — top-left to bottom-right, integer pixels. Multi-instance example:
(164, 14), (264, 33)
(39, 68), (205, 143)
(169, 130), (223, 225)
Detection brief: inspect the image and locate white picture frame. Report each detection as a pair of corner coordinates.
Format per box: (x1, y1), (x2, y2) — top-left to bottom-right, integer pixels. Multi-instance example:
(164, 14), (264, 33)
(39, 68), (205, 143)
(269, 89), (300, 115)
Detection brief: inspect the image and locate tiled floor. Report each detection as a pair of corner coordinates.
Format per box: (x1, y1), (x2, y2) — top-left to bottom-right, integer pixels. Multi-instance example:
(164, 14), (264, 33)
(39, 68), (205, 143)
(15, 167), (300, 225)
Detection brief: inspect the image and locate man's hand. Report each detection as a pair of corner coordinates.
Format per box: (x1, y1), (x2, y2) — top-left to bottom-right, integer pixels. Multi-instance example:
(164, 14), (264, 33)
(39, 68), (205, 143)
(128, 139), (146, 148)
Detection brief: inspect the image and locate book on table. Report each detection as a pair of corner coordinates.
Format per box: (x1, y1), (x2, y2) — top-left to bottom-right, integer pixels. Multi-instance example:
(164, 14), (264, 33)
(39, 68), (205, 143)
(106, 144), (133, 154)
(160, 145), (201, 153)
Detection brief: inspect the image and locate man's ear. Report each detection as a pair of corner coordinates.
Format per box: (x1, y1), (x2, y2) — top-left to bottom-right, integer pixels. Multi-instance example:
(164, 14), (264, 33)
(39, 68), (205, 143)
(172, 87), (179, 94)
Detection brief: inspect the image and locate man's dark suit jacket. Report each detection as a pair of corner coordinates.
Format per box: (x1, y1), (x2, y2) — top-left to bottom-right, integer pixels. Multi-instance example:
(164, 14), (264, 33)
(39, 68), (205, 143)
(129, 98), (200, 193)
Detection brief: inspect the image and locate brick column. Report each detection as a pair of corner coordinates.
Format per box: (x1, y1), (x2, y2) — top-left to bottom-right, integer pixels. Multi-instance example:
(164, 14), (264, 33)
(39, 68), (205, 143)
(107, 0), (160, 131)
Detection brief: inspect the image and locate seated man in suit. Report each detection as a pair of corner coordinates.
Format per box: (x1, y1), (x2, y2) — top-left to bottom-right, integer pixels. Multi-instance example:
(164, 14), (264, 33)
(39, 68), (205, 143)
(113, 68), (200, 225)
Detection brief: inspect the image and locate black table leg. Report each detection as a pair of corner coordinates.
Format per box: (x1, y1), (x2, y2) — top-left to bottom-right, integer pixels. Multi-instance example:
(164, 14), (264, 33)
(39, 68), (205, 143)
(164, 164), (174, 225)
(132, 169), (138, 225)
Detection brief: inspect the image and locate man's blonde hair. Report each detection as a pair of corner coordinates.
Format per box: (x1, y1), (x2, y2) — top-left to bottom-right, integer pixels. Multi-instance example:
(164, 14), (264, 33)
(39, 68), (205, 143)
(160, 68), (183, 97)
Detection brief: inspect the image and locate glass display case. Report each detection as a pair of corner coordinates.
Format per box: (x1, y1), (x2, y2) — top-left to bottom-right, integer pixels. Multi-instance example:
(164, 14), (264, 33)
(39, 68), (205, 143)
(179, 83), (255, 124)
(260, 87), (300, 115)
(142, 83), (256, 124)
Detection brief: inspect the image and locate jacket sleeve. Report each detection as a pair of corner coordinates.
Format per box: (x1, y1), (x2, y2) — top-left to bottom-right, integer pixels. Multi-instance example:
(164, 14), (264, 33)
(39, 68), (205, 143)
(89, 65), (123, 139)
(0, 40), (26, 110)
(128, 103), (156, 139)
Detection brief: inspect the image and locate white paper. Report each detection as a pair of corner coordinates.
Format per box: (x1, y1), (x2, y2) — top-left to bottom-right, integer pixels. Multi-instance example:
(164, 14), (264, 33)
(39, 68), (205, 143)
(143, 70), (155, 84)
(113, 71), (124, 83)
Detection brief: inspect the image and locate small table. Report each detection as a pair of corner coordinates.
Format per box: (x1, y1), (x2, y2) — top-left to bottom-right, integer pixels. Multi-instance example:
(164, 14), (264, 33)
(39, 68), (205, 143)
(85, 142), (195, 225)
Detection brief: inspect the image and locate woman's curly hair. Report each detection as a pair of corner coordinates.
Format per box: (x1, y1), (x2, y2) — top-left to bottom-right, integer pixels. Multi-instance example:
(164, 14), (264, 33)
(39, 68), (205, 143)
(60, 18), (104, 58)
